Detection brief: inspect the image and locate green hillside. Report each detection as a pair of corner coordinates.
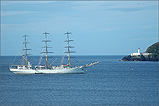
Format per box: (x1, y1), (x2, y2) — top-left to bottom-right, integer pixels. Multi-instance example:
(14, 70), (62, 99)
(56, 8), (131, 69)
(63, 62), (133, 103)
(145, 42), (159, 55)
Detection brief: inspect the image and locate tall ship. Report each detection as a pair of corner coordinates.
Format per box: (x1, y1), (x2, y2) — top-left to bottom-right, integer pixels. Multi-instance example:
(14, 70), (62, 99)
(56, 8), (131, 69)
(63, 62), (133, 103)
(9, 35), (36, 74)
(9, 31), (100, 74)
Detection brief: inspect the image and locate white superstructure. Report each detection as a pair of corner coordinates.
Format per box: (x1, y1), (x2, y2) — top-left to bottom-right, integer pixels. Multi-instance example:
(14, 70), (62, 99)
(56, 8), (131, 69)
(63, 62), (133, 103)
(10, 64), (36, 74)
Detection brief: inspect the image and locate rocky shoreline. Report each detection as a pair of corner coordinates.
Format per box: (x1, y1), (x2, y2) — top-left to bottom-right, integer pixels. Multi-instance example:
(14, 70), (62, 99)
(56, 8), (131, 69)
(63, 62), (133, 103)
(121, 54), (158, 61)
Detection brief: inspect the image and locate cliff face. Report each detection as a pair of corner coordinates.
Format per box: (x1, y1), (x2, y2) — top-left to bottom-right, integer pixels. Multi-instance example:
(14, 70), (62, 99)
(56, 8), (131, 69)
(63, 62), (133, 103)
(121, 42), (159, 61)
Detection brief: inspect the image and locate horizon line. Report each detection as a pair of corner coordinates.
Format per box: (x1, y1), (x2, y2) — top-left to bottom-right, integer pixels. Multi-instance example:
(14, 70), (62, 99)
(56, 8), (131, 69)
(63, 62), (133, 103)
(0, 54), (128, 56)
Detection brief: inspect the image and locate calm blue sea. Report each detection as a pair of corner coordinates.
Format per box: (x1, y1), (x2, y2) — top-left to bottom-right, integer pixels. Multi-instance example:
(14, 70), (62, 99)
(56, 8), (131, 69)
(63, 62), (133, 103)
(1, 56), (158, 106)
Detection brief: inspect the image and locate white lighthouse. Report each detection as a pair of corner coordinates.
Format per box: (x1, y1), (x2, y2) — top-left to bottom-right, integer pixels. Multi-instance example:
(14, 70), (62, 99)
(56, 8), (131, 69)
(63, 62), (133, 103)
(131, 48), (141, 56)
(131, 48), (152, 56)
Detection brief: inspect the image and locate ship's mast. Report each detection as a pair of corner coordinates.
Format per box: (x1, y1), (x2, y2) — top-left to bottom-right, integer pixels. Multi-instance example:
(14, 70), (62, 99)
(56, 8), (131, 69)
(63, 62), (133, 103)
(23, 34), (31, 68)
(42, 32), (53, 69)
(64, 31), (75, 67)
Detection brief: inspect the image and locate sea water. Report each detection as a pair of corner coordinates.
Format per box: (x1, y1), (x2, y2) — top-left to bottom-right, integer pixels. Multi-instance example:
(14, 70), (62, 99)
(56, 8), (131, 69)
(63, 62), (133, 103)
(1, 56), (158, 106)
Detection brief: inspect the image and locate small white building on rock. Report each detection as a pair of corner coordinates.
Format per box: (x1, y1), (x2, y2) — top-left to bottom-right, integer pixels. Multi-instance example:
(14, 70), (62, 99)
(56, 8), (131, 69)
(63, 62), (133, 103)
(131, 48), (152, 56)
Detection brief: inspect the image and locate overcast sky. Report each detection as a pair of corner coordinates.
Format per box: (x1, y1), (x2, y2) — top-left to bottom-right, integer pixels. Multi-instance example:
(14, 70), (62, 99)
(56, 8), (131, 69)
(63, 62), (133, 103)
(1, 1), (158, 56)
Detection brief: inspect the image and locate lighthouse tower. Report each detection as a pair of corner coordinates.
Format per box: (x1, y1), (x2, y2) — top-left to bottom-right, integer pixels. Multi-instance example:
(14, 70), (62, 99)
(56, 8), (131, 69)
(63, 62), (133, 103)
(131, 48), (141, 56)
(138, 48), (140, 54)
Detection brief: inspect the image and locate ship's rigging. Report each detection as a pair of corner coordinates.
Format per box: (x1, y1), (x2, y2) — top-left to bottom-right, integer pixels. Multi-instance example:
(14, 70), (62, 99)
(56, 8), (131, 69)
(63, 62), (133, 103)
(23, 34), (31, 68)
(41, 32), (53, 69)
(64, 31), (76, 67)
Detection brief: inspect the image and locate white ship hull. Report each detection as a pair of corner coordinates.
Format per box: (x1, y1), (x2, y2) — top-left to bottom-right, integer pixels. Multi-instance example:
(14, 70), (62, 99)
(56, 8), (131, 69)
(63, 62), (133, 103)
(9, 61), (100, 74)
(10, 67), (84, 74)
(10, 68), (36, 74)
(35, 67), (84, 74)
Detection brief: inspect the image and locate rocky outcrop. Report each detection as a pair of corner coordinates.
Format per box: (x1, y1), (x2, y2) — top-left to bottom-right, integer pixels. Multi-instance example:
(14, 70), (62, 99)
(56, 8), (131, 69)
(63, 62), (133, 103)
(121, 42), (159, 61)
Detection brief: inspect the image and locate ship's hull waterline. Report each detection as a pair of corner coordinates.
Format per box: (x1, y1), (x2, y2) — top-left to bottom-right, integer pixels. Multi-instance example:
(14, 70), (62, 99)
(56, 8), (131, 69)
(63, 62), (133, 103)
(10, 68), (85, 74)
